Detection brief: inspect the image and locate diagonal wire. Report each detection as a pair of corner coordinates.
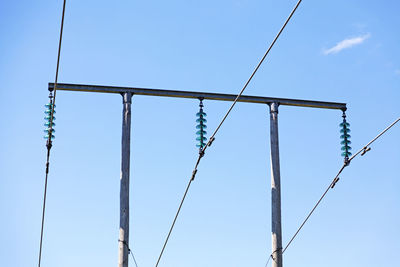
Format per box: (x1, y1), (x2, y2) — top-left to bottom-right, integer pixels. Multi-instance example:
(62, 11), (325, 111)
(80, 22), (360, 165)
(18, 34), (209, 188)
(130, 252), (139, 267)
(38, 1), (67, 266)
(265, 255), (273, 267)
(264, 248), (280, 267)
(154, 1), (303, 266)
(202, 0), (303, 155)
(154, 178), (195, 267)
(263, 117), (400, 266)
(273, 117), (400, 259)
(120, 240), (139, 267)
(282, 163), (346, 254)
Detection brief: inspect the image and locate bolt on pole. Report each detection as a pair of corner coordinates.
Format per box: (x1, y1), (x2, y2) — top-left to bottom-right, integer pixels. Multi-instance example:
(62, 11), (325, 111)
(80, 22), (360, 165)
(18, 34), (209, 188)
(269, 102), (283, 267)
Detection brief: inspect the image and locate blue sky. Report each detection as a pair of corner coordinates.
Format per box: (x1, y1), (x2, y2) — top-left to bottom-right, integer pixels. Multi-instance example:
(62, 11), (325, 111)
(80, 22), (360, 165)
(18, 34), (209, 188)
(0, 1), (399, 266)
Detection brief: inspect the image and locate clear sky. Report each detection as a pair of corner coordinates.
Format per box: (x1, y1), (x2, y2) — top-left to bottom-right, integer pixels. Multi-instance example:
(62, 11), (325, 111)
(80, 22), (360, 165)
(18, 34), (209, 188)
(1, 1), (399, 267)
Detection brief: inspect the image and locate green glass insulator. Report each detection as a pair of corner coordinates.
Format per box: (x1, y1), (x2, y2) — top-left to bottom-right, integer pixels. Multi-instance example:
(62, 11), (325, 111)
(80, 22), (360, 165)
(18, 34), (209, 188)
(196, 142), (206, 148)
(341, 146), (351, 151)
(196, 124), (207, 129)
(44, 109), (56, 115)
(44, 121), (56, 127)
(196, 118), (207, 123)
(196, 112), (207, 117)
(340, 128), (351, 133)
(196, 130), (207, 135)
(341, 151), (352, 157)
(44, 134), (55, 140)
(44, 128), (56, 133)
(340, 134), (351, 139)
(196, 136), (207, 141)
(45, 103), (56, 108)
(339, 122), (350, 127)
(340, 140), (351, 145)
(44, 115), (56, 121)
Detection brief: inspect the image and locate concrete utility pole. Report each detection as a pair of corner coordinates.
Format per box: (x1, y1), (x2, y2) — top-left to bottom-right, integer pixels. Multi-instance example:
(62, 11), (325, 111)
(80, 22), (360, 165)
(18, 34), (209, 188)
(119, 92), (132, 267)
(269, 102), (282, 267)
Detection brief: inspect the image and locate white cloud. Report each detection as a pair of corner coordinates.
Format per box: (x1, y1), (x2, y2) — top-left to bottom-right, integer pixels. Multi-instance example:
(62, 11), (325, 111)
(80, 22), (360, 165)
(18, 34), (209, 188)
(323, 33), (371, 55)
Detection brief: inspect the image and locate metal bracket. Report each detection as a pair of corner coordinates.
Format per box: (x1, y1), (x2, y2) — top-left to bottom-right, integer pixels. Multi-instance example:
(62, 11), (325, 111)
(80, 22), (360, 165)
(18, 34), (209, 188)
(199, 149), (205, 158)
(361, 147), (371, 156)
(208, 136), (215, 146)
(331, 177), (340, 189)
(191, 169), (198, 181)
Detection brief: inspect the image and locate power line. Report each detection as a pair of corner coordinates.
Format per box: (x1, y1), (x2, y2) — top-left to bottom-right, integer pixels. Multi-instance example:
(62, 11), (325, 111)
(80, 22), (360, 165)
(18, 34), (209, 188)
(203, 0), (303, 154)
(282, 164), (346, 254)
(348, 117), (400, 161)
(263, 116), (400, 265)
(120, 240), (139, 267)
(38, 1), (66, 266)
(154, 178), (194, 267)
(264, 248), (280, 267)
(130, 252), (139, 267)
(265, 255), (273, 267)
(154, 1), (303, 266)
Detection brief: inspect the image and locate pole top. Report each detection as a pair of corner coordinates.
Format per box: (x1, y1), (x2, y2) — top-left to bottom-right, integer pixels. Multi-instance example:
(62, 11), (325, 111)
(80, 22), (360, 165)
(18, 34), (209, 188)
(270, 102), (279, 113)
(122, 92), (132, 104)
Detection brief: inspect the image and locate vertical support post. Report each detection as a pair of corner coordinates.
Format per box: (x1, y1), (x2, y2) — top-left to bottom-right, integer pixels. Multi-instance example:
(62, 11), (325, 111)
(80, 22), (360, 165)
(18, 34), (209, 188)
(119, 92), (132, 267)
(269, 102), (283, 267)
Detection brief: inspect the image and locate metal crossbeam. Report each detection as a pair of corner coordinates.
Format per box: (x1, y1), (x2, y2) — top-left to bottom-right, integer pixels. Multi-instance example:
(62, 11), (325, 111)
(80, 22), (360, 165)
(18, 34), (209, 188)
(49, 83), (346, 110)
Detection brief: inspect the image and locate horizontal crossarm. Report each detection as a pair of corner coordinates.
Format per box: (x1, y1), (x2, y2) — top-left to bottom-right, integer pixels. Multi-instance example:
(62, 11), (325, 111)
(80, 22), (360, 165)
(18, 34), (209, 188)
(49, 83), (346, 110)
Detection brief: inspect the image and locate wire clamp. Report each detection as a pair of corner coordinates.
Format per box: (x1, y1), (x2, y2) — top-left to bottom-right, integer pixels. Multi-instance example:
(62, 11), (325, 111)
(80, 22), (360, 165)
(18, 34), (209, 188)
(331, 177), (340, 189)
(199, 149), (205, 158)
(191, 169), (198, 181)
(208, 136), (215, 147)
(361, 147), (371, 156)
(46, 140), (53, 150)
(118, 239), (131, 253)
(270, 247), (282, 261)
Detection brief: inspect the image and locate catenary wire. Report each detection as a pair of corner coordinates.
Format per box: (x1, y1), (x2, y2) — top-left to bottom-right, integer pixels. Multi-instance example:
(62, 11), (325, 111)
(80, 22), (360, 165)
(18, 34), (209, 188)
(38, 1), (66, 266)
(263, 117), (400, 266)
(154, 1), (303, 266)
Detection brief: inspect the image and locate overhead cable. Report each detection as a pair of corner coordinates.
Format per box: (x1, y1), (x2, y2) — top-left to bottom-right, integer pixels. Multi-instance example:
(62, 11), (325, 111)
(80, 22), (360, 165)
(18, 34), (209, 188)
(203, 0), (302, 152)
(154, 1), (303, 266)
(38, 1), (67, 266)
